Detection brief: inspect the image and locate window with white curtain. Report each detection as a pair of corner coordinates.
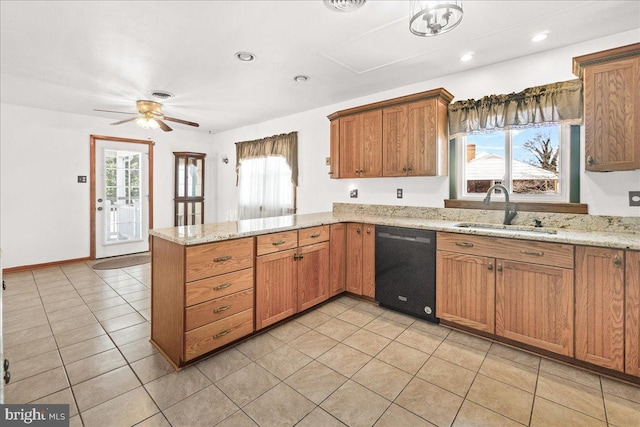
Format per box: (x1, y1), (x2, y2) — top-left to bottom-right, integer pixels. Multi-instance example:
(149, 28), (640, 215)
(237, 156), (294, 220)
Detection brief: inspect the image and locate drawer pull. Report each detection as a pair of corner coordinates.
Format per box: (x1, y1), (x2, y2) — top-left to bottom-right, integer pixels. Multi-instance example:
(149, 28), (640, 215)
(522, 250), (544, 257)
(272, 240), (286, 245)
(214, 305), (231, 313)
(214, 329), (232, 339)
(214, 255), (232, 263)
(310, 233), (321, 238)
(213, 283), (232, 291)
(455, 242), (474, 248)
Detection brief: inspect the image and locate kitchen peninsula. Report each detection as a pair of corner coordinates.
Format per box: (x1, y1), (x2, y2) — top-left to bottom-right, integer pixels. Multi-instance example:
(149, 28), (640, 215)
(149, 204), (640, 383)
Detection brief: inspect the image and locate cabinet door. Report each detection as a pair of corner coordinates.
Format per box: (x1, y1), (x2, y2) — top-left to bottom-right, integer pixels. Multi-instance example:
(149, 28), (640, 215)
(382, 105), (409, 177)
(339, 115), (362, 178)
(255, 249), (298, 329)
(575, 246), (625, 371)
(329, 119), (340, 178)
(407, 99), (438, 176)
(362, 224), (376, 298)
(436, 251), (495, 333)
(584, 56), (640, 171)
(361, 110), (383, 177)
(298, 242), (330, 312)
(329, 223), (347, 297)
(346, 223), (363, 295)
(496, 260), (574, 356)
(626, 250), (640, 376)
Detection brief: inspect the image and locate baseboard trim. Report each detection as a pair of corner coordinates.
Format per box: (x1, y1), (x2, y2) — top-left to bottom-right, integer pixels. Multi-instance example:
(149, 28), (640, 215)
(2, 257), (92, 274)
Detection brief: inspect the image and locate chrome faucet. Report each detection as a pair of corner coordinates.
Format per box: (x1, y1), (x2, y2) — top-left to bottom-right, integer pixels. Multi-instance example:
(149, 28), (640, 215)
(483, 184), (518, 225)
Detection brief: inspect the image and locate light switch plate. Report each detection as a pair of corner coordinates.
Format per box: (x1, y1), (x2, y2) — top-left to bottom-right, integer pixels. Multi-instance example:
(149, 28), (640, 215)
(325, 157), (331, 166)
(77, 176), (87, 183)
(397, 189), (403, 198)
(630, 191), (640, 206)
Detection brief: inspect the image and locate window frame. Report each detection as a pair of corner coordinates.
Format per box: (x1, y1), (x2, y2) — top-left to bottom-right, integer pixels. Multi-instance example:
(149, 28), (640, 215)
(456, 124), (571, 203)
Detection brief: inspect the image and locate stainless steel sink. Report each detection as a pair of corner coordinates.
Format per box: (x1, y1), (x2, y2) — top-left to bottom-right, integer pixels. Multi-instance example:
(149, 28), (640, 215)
(454, 222), (558, 235)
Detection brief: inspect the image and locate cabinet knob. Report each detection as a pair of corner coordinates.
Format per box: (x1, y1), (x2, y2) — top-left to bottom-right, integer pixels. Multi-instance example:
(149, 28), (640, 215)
(356, 227), (361, 234)
(487, 264), (493, 272)
(407, 166), (413, 174)
(3, 359), (8, 372)
(614, 255), (622, 267)
(497, 264), (503, 272)
(366, 228), (371, 235)
(587, 155), (594, 166)
(402, 167), (407, 173)
(4, 370), (10, 384)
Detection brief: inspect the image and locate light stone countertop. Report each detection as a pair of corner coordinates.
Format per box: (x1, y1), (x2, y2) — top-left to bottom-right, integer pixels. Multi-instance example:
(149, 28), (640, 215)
(149, 210), (640, 250)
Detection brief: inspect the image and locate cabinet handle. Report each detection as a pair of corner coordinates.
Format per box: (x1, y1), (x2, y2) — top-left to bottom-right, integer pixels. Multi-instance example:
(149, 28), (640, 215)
(366, 228), (371, 235)
(487, 264), (493, 272)
(214, 305), (231, 313)
(214, 256), (232, 263)
(213, 283), (232, 291)
(310, 233), (321, 238)
(521, 250), (544, 257)
(402, 167), (407, 173)
(4, 370), (10, 384)
(587, 155), (594, 166)
(3, 359), (9, 372)
(497, 264), (503, 272)
(328, 172), (333, 175)
(356, 227), (361, 234)
(614, 255), (622, 267)
(455, 242), (474, 248)
(272, 240), (286, 246)
(407, 166), (413, 174)
(214, 329), (232, 339)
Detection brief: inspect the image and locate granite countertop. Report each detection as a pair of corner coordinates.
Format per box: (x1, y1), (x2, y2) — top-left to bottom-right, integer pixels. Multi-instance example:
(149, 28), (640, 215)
(149, 210), (640, 250)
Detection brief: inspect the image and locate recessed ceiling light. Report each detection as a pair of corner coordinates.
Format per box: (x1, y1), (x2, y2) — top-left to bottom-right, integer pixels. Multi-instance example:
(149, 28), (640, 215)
(531, 33), (548, 42)
(235, 51), (256, 62)
(460, 53), (473, 62)
(148, 90), (173, 100)
(294, 75), (309, 82)
(324, 0), (367, 12)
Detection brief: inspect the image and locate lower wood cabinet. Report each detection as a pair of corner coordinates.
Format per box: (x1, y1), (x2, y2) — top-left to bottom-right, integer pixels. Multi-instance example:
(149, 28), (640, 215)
(496, 260), (573, 357)
(626, 250), (640, 376)
(255, 226), (330, 330)
(436, 251), (495, 333)
(345, 223), (375, 297)
(575, 246), (625, 370)
(436, 232), (574, 357)
(329, 223), (347, 297)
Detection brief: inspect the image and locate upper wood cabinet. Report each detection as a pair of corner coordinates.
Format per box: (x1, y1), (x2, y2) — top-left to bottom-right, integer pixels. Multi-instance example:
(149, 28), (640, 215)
(328, 88), (453, 179)
(573, 43), (640, 171)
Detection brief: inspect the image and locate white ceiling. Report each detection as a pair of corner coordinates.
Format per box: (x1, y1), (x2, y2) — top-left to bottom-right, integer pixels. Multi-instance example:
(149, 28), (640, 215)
(1, 1), (639, 134)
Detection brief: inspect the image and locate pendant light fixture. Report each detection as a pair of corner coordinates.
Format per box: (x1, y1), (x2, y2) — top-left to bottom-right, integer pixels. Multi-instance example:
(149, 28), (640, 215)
(409, 1), (463, 37)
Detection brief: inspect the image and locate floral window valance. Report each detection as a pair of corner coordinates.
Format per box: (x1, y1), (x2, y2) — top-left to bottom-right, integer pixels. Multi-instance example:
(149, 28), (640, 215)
(448, 79), (583, 138)
(235, 131), (298, 186)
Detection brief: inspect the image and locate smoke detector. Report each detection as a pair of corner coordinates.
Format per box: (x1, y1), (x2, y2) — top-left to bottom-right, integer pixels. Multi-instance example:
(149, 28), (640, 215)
(324, 0), (367, 12)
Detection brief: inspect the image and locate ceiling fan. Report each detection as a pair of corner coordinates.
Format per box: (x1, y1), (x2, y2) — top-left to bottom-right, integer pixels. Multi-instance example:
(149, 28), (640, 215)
(94, 100), (199, 132)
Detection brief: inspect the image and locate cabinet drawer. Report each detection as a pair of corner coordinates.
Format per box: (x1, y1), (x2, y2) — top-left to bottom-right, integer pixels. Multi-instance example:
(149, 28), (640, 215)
(186, 237), (254, 282)
(184, 309), (254, 361)
(185, 288), (254, 331)
(256, 231), (298, 256)
(186, 268), (253, 306)
(298, 225), (330, 246)
(437, 232), (573, 268)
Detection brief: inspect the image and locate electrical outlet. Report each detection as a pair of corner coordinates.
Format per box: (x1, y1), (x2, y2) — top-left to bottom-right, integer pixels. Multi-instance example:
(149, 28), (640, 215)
(630, 191), (640, 207)
(325, 157), (331, 166)
(350, 189), (358, 198)
(77, 176), (87, 183)
(397, 189), (403, 199)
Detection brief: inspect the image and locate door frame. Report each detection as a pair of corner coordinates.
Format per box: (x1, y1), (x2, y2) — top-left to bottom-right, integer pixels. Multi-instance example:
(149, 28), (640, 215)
(90, 135), (154, 260)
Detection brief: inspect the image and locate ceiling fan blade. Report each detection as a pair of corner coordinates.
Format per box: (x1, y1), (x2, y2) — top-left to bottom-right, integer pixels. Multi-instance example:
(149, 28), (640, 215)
(94, 109), (136, 115)
(111, 117), (138, 125)
(153, 118), (173, 132)
(163, 116), (200, 127)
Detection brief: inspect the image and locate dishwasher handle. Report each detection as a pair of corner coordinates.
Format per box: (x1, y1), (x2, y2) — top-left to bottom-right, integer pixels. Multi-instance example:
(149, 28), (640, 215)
(377, 232), (431, 244)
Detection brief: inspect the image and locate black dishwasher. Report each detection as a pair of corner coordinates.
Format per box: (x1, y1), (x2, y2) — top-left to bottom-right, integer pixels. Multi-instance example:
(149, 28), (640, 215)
(375, 226), (437, 323)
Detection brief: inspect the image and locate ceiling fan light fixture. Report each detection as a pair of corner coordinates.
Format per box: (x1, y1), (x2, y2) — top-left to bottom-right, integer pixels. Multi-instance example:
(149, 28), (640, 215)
(324, 0), (367, 12)
(409, 1), (463, 37)
(136, 116), (160, 130)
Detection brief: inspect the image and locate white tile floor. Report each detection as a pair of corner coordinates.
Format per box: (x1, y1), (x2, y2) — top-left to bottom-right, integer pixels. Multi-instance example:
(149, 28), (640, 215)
(3, 260), (640, 426)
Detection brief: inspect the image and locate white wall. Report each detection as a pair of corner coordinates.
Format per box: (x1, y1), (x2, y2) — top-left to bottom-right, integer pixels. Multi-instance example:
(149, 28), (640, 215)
(0, 104), (214, 268)
(2, 30), (639, 269)
(211, 30), (640, 221)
